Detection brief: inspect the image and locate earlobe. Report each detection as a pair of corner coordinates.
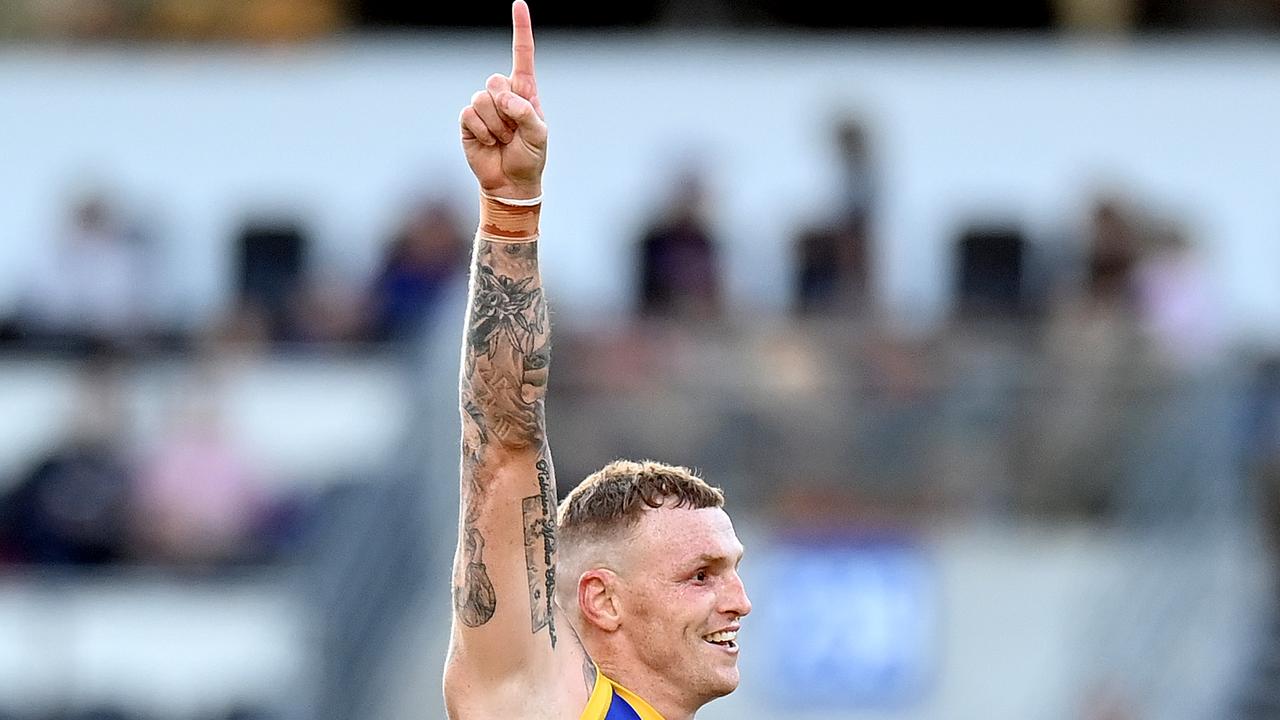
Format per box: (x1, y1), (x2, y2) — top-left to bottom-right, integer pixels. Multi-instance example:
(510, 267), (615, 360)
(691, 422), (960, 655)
(578, 569), (621, 633)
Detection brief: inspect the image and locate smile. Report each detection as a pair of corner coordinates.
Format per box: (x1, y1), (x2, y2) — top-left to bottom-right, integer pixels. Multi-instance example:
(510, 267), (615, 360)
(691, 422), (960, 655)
(702, 629), (739, 652)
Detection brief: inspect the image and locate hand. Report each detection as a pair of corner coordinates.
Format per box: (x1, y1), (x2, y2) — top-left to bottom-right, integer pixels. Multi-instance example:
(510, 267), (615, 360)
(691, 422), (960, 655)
(459, 0), (548, 200)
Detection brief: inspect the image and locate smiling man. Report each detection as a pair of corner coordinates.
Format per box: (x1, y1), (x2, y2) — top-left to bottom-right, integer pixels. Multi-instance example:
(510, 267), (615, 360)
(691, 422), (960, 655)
(441, 3), (752, 719)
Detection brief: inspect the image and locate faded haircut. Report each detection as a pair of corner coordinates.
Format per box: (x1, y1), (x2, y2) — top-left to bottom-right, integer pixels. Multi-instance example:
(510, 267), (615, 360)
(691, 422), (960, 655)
(557, 459), (725, 546)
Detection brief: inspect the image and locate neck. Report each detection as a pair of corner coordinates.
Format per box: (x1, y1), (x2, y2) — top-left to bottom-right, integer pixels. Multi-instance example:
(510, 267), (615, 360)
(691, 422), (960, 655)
(594, 655), (699, 720)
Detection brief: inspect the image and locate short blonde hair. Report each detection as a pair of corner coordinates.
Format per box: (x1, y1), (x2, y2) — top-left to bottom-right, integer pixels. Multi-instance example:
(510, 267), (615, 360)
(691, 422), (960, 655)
(557, 459), (724, 544)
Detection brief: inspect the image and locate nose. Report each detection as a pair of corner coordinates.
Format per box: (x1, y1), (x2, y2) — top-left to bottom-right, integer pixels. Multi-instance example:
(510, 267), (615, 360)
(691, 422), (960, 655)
(724, 570), (752, 619)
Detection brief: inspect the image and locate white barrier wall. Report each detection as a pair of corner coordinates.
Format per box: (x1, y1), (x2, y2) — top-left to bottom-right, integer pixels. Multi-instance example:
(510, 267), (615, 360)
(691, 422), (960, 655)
(2, 36), (1279, 340)
(0, 357), (412, 487)
(0, 574), (309, 718)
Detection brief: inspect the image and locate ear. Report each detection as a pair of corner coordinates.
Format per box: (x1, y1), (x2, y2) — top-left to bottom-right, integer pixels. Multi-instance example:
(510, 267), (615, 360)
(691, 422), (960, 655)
(578, 568), (621, 633)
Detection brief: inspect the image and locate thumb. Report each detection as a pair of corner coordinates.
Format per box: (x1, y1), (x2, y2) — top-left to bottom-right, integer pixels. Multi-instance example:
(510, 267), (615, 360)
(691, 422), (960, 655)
(500, 91), (547, 144)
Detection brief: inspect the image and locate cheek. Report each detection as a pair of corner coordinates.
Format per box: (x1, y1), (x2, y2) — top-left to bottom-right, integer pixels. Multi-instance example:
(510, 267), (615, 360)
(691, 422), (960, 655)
(635, 583), (704, 633)
(669, 584), (719, 630)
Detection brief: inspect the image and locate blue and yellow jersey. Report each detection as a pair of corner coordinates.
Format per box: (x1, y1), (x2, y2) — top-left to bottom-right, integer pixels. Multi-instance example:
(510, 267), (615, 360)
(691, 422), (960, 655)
(579, 666), (664, 720)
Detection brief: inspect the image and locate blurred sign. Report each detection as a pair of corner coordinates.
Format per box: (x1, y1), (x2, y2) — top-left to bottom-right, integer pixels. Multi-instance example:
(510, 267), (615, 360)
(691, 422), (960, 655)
(755, 533), (936, 709)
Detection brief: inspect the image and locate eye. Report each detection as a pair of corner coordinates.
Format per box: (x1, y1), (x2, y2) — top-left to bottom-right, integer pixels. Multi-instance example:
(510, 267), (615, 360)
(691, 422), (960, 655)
(694, 569), (709, 583)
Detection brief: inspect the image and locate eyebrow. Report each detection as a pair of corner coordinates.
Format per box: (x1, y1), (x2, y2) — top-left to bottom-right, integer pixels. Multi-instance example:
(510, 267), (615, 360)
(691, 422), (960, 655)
(689, 546), (746, 567)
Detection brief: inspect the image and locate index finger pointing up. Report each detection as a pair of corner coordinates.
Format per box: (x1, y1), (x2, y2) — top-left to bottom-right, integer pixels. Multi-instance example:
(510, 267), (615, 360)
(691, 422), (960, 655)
(511, 0), (535, 81)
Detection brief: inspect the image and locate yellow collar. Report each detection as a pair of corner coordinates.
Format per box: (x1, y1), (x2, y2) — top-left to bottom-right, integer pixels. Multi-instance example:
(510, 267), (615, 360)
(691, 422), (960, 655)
(580, 666), (666, 720)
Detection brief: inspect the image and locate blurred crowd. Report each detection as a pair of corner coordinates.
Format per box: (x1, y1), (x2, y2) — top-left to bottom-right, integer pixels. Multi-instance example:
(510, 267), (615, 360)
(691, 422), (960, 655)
(0, 357), (311, 569)
(0, 189), (471, 356)
(0, 183), (471, 575)
(2, 110), (1279, 562)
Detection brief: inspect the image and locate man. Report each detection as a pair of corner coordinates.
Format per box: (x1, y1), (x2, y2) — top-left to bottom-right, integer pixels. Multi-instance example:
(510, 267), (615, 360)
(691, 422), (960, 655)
(443, 3), (752, 719)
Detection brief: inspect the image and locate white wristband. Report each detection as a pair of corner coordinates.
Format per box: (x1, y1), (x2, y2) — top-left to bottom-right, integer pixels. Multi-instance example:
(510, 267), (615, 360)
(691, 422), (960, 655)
(481, 191), (543, 207)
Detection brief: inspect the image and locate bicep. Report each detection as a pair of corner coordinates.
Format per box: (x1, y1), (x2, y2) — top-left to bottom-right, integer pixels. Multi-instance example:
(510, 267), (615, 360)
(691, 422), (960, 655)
(450, 450), (560, 670)
(444, 604), (592, 720)
(447, 452), (589, 716)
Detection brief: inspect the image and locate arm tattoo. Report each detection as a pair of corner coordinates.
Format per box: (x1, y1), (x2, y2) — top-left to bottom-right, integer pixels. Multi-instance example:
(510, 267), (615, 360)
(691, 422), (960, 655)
(523, 454), (558, 646)
(455, 238), (553, 635)
(464, 245), (547, 450)
(454, 528), (497, 627)
(455, 397), (495, 626)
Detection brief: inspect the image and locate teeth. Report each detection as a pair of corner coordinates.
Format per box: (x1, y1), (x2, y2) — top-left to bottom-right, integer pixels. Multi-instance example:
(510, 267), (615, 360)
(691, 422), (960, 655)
(704, 630), (738, 643)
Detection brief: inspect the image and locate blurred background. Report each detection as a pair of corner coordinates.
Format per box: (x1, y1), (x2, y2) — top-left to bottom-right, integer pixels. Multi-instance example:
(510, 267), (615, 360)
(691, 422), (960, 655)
(2, 1), (1280, 719)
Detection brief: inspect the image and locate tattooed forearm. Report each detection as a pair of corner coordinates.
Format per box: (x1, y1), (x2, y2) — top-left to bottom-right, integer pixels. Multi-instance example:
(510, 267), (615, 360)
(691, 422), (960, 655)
(463, 241), (548, 450)
(522, 455), (558, 647)
(454, 528), (497, 627)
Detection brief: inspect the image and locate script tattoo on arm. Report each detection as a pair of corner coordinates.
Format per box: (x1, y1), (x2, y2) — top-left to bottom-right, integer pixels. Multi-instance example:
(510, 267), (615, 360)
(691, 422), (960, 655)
(523, 453), (558, 646)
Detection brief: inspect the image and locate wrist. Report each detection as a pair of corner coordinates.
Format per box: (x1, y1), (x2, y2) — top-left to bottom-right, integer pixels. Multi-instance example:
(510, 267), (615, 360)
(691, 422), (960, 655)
(479, 190), (541, 241)
(480, 182), (542, 201)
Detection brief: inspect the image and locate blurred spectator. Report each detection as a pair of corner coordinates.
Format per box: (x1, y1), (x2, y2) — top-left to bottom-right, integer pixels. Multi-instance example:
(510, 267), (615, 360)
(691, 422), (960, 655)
(130, 367), (266, 566)
(1019, 192), (1151, 516)
(953, 222), (1030, 320)
(0, 439), (132, 565)
(1132, 220), (1224, 370)
(15, 190), (154, 354)
(1039, 192), (1147, 340)
(289, 271), (370, 345)
(367, 197), (468, 342)
(636, 167), (723, 320)
(231, 216), (309, 345)
(794, 115), (875, 315)
(212, 298), (275, 351)
(1083, 194), (1142, 311)
(0, 359), (133, 566)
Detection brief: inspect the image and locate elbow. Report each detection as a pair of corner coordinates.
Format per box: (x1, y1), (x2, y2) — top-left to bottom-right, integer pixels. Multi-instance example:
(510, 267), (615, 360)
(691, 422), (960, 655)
(442, 650), (486, 717)
(442, 660), (465, 718)
(461, 402), (545, 457)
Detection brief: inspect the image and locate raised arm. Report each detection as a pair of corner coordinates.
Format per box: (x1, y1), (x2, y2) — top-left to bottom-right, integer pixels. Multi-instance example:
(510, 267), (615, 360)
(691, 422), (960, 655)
(445, 3), (588, 717)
